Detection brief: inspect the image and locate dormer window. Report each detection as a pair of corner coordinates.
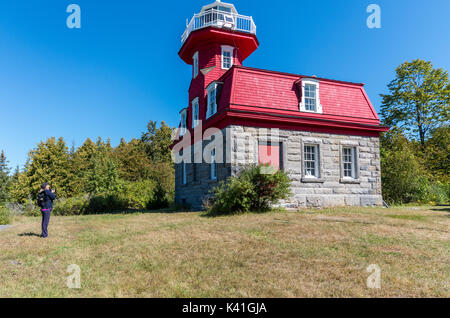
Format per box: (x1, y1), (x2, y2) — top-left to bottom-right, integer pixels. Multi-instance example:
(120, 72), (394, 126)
(206, 82), (218, 118)
(192, 97), (199, 128)
(193, 52), (199, 78)
(221, 45), (233, 70)
(299, 78), (323, 114)
(179, 109), (187, 137)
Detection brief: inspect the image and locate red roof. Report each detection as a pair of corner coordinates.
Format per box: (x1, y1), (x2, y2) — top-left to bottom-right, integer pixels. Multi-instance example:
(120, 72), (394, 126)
(172, 65), (388, 148)
(222, 66), (380, 126)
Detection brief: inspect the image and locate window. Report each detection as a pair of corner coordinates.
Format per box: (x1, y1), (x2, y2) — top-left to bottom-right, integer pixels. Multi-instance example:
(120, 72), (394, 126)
(210, 148), (216, 180)
(299, 79), (322, 114)
(192, 163), (197, 182)
(206, 83), (217, 118)
(179, 109), (187, 137)
(258, 142), (281, 170)
(304, 84), (317, 111)
(342, 147), (356, 178)
(303, 144), (319, 178)
(182, 161), (187, 185)
(193, 52), (199, 78)
(221, 45), (233, 69)
(192, 98), (199, 128)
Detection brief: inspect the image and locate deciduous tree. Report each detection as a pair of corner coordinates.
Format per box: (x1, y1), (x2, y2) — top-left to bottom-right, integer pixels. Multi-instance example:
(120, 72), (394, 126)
(380, 59), (450, 147)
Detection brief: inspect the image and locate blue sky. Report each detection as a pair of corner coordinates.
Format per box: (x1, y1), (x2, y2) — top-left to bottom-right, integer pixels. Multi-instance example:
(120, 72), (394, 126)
(0, 0), (449, 170)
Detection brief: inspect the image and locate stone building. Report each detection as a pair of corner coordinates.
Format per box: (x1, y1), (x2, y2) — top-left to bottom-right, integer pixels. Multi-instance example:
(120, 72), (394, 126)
(172, 1), (389, 210)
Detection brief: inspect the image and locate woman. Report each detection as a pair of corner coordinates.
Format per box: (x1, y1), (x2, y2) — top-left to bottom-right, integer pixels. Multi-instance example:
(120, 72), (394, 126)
(38, 182), (56, 238)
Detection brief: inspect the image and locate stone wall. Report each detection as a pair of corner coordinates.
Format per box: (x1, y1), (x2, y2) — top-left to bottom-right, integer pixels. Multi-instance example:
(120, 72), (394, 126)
(228, 125), (382, 208)
(174, 125), (383, 210)
(175, 128), (231, 210)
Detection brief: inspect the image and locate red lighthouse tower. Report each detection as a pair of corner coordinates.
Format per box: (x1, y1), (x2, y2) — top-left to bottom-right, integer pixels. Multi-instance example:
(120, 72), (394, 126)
(178, 0), (258, 134)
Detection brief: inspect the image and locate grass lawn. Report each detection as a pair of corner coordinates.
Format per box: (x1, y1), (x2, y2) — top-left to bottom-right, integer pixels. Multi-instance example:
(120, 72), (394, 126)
(0, 206), (448, 297)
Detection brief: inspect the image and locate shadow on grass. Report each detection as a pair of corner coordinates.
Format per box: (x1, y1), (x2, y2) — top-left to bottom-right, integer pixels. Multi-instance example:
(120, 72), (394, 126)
(72, 205), (193, 216)
(17, 232), (41, 237)
(200, 208), (283, 218)
(430, 205), (450, 213)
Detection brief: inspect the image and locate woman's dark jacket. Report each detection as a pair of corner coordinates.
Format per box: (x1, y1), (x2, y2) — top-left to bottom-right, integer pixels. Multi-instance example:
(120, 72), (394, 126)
(41, 190), (56, 210)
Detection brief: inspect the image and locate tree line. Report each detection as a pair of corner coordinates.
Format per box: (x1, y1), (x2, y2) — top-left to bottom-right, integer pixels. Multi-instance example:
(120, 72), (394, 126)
(0, 121), (175, 214)
(380, 59), (449, 204)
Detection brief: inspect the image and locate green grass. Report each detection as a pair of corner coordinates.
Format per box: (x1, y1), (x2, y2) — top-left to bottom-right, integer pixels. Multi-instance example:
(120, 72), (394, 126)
(0, 206), (448, 297)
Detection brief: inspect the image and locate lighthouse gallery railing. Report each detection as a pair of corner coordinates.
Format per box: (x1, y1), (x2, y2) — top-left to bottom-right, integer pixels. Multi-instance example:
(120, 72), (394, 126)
(181, 9), (256, 43)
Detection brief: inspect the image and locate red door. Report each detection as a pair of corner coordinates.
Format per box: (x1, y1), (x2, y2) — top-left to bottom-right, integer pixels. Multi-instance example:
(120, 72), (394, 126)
(258, 143), (280, 170)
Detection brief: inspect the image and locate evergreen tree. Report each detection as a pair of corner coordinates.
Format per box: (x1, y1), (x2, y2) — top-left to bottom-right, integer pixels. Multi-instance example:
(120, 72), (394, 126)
(71, 138), (97, 194)
(114, 138), (152, 181)
(13, 137), (74, 201)
(85, 138), (121, 194)
(141, 120), (174, 163)
(0, 150), (10, 204)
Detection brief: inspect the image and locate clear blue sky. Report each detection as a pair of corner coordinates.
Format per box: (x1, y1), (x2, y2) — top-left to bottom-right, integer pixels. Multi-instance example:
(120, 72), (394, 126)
(0, 0), (449, 170)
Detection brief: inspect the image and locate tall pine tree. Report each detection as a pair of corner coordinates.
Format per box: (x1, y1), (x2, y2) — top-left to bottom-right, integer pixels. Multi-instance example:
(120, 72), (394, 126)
(0, 150), (10, 204)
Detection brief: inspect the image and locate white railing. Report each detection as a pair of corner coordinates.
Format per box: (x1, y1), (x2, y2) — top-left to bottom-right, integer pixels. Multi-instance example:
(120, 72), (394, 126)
(182, 9), (256, 43)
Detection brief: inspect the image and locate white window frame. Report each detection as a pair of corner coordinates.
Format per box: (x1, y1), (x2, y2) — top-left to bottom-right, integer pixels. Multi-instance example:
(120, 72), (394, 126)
(192, 97), (199, 128)
(179, 109), (187, 137)
(210, 148), (216, 180)
(206, 82), (218, 119)
(182, 161), (187, 184)
(299, 78), (322, 114)
(342, 147), (356, 179)
(303, 144), (319, 178)
(193, 51), (199, 78)
(221, 45), (234, 70)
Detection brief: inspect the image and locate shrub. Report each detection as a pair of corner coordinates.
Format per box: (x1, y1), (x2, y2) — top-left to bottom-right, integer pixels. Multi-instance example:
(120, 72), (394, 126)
(120, 179), (156, 210)
(420, 181), (450, 205)
(84, 193), (129, 214)
(145, 162), (175, 210)
(0, 206), (10, 225)
(206, 164), (292, 215)
(381, 133), (431, 204)
(146, 183), (171, 210)
(53, 196), (90, 216)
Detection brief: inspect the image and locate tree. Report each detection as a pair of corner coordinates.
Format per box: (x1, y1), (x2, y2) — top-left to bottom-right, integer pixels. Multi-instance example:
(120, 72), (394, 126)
(113, 138), (152, 181)
(71, 138), (97, 194)
(141, 120), (174, 163)
(0, 150), (10, 204)
(85, 138), (121, 194)
(380, 131), (429, 204)
(380, 59), (450, 147)
(11, 137), (75, 202)
(423, 125), (450, 182)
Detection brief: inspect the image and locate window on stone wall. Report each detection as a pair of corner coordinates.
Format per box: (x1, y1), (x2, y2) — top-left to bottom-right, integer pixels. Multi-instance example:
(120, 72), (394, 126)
(211, 148), (217, 180)
(342, 147), (356, 179)
(303, 144), (319, 178)
(182, 161), (187, 185)
(192, 163), (197, 182)
(258, 142), (282, 170)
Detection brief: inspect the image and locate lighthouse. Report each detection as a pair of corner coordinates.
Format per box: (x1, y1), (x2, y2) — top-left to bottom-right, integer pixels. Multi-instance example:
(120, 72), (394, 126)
(174, 1), (388, 210)
(178, 1), (258, 134)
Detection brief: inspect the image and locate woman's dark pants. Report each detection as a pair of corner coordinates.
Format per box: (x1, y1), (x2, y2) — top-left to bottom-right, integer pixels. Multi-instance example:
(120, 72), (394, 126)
(41, 209), (51, 238)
